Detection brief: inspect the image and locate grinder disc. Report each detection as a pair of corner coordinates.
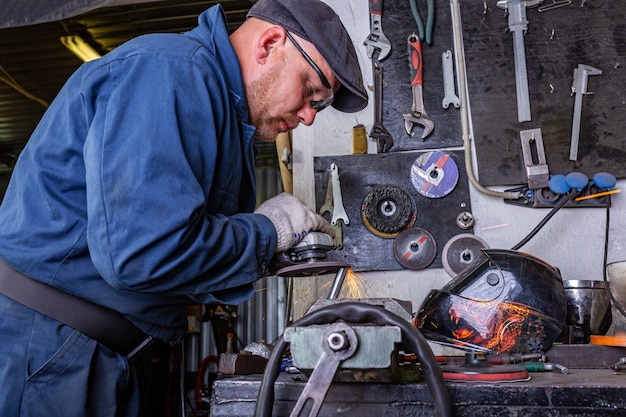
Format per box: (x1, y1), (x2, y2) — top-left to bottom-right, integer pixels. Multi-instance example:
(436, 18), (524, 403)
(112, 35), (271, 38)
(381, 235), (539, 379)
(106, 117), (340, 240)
(410, 151), (459, 198)
(361, 185), (416, 238)
(276, 261), (349, 277)
(393, 227), (437, 270)
(442, 233), (489, 277)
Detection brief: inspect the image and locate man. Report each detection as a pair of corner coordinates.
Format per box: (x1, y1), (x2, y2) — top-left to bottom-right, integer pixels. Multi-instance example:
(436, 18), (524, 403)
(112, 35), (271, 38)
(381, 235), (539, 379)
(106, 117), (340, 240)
(0, 0), (367, 415)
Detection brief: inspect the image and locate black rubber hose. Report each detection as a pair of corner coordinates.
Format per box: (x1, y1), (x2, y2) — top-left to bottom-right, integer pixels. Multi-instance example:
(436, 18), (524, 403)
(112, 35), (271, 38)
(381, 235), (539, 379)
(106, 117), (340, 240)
(254, 302), (452, 417)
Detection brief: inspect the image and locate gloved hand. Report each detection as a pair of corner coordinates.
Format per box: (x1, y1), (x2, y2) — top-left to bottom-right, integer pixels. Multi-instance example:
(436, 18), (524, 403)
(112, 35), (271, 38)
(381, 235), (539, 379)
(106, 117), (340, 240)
(254, 192), (334, 252)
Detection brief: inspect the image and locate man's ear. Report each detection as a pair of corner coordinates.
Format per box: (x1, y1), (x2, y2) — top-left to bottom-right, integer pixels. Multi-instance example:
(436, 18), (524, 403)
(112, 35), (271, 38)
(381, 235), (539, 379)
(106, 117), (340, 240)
(255, 26), (286, 64)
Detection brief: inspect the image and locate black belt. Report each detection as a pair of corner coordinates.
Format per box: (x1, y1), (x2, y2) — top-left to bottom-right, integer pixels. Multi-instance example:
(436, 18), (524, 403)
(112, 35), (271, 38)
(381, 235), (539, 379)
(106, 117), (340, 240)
(0, 258), (154, 359)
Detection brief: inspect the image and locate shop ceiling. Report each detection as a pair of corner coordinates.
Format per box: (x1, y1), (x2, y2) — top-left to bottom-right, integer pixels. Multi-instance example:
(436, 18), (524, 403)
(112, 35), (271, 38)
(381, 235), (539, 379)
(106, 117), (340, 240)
(0, 0), (278, 169)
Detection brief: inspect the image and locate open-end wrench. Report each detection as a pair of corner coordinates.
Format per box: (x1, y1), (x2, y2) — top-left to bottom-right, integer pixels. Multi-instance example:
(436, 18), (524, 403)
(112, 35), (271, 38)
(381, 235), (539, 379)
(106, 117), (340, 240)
(319, 170), (343, 249)
(369, 62), (394, 152)
(403, 34), (434, 139)
(363, 0), (392, 61)
(441, 50), (460, 109)
(330, 163), (349, 226)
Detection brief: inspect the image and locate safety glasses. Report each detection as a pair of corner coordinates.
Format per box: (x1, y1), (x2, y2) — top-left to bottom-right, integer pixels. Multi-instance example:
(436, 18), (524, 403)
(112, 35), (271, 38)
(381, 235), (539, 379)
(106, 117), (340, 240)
(285, 30), (334, 112)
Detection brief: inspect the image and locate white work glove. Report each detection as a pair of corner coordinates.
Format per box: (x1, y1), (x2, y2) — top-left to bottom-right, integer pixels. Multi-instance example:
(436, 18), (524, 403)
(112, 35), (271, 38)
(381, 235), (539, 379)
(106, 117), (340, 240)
(254, 192), (334, 252)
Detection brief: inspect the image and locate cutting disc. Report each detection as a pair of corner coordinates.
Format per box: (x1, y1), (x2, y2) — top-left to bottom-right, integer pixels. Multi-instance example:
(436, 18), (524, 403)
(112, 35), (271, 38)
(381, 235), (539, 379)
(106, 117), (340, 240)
(393, 227), (437, 270)
(361, 185), (416, 238)
(442, 233), (489, 277)
(276, 261), (349, 277)
(410, 151), (459, 198)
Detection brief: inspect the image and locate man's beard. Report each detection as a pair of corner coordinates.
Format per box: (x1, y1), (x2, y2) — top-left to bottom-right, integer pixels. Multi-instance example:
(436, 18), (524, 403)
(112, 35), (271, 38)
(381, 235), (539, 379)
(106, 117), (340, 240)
(248, 59), (291, 143)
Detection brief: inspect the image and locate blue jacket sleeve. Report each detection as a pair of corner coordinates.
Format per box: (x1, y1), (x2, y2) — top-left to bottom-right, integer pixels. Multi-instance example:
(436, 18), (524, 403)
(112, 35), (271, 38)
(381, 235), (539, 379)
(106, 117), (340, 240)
(82, 49), (276, 302)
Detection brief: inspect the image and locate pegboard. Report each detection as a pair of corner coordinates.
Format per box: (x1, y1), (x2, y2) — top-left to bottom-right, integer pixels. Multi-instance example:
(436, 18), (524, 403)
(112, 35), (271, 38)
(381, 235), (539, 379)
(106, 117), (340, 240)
(314, 151), (472, 272)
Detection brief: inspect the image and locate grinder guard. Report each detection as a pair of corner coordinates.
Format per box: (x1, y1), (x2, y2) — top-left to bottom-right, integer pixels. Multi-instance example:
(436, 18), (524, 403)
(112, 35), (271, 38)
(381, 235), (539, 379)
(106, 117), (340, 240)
(415, 249), (566, 353)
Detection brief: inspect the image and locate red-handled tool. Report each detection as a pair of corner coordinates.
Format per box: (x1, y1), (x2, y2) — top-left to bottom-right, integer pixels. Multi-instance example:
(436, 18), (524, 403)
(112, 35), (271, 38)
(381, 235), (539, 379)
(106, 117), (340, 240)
(403, 33), (434, 139)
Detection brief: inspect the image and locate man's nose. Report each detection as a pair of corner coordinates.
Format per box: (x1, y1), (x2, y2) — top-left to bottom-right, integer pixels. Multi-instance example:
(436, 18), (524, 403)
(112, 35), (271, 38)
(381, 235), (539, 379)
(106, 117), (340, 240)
(297, 105), (316, 126)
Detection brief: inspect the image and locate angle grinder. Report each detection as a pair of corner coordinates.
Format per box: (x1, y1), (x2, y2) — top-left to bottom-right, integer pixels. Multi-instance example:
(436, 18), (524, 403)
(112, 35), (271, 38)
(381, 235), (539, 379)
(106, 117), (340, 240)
(273, 232), (349, 299)
(273, 231), (348, 276)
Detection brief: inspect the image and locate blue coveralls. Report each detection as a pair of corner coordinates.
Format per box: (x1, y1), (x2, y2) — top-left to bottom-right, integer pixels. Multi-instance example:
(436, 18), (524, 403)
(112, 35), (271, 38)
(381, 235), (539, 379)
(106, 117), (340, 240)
(0, 5), (277, 416)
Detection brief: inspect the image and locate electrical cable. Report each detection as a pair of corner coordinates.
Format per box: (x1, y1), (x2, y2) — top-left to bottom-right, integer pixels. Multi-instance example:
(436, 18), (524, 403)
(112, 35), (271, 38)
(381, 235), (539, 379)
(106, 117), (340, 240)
(510, 190), (580, 251)
(254, 302), (452, 417)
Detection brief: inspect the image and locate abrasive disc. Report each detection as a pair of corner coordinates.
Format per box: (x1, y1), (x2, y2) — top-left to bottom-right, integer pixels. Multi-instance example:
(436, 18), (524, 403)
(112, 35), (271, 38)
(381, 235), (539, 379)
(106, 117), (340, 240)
(441, 233), (489, 277)
(361, 185), (416, 238)
(393, 227), (437, 270)
(410, 151), (459, 198)
(276, 261), (349, 277)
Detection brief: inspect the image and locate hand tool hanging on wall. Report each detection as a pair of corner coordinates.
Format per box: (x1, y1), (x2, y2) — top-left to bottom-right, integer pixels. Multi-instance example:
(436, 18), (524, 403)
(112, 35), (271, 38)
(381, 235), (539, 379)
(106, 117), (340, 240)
(364, 0), (393, 153)
(403, 34), (434, 139)
(319, 173), (343, 249)
(441, 50), (460, 109)
(409, 0), (435, 45)
(370, 62), (394, 152)
(363, 0), (392, 61)
(569, 64), (602, 161)
(496, 0), (542, 123)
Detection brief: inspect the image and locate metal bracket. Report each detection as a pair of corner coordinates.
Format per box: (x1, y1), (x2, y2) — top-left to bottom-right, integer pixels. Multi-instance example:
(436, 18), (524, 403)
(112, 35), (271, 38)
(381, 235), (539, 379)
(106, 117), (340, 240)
(520, 128), (549, 189)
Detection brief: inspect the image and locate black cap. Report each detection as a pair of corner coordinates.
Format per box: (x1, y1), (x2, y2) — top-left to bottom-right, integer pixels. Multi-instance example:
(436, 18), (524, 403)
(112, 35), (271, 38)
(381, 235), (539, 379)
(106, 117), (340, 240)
(247, 0), (368, 113)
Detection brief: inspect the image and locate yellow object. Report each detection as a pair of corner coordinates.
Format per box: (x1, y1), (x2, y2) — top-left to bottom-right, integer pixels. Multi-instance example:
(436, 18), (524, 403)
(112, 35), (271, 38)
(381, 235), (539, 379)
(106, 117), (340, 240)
(352, 124), (367, 154)
(574, 189), (620, 201)
(275, 131), (293, 194)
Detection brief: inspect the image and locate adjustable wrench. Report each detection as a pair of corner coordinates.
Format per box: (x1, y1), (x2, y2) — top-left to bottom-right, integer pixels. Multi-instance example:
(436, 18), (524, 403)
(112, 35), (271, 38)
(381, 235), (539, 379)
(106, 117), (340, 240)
(369, 62), (394, 152)
(363, 0), (392, 61)
(403, 34), (434, 139)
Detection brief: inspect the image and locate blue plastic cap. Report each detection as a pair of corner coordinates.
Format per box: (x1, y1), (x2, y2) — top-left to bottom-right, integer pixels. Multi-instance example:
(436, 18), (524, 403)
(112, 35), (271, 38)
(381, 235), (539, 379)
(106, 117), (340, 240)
(565, 172), (589, 191)
(593, 172), (617, 190)
(549, 174), (570, 195)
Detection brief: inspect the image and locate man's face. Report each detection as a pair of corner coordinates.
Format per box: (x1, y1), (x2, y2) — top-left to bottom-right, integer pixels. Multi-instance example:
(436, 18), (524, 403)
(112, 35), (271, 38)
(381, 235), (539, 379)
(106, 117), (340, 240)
(247, 34), (337, 143)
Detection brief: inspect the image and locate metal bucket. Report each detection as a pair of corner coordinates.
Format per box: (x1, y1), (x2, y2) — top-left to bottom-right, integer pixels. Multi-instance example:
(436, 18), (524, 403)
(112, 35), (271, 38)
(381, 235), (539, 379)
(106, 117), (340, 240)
(562, 280), (611, 342)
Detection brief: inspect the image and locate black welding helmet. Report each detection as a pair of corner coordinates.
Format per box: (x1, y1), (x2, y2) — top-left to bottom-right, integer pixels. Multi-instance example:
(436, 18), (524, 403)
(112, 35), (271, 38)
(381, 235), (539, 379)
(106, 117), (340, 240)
(415, 249), (566, 353)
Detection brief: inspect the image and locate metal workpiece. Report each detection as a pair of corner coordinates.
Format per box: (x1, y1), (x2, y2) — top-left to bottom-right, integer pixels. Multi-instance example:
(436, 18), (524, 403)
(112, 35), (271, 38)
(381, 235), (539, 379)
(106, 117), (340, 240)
(496, 0), (542, 123)
(569, 63), (602, 161)
(520, 128), (549, 189)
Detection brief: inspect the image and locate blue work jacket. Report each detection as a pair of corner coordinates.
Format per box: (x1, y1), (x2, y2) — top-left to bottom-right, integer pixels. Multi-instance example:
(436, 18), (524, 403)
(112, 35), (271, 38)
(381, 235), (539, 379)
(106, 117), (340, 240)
(0, 5), (277, 344)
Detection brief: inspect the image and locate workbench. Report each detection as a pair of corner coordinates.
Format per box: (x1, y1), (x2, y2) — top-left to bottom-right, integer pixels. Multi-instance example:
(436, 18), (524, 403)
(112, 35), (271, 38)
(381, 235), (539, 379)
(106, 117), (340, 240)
(209, 367), (626, 416)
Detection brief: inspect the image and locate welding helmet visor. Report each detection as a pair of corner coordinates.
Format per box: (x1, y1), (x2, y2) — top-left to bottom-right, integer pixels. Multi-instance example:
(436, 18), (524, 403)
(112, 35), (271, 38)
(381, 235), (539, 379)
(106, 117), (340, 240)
(415, 249), (567, 353)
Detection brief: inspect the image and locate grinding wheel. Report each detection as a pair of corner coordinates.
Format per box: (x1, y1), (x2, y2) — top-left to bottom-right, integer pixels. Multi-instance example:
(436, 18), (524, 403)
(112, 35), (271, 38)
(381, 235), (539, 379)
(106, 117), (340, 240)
(441, 233), (489, 277)
(276, 261), (349, 277)
(393, 227), (437, 270)
(410, 151), (459, 198)
(361, 185), (416, 238)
